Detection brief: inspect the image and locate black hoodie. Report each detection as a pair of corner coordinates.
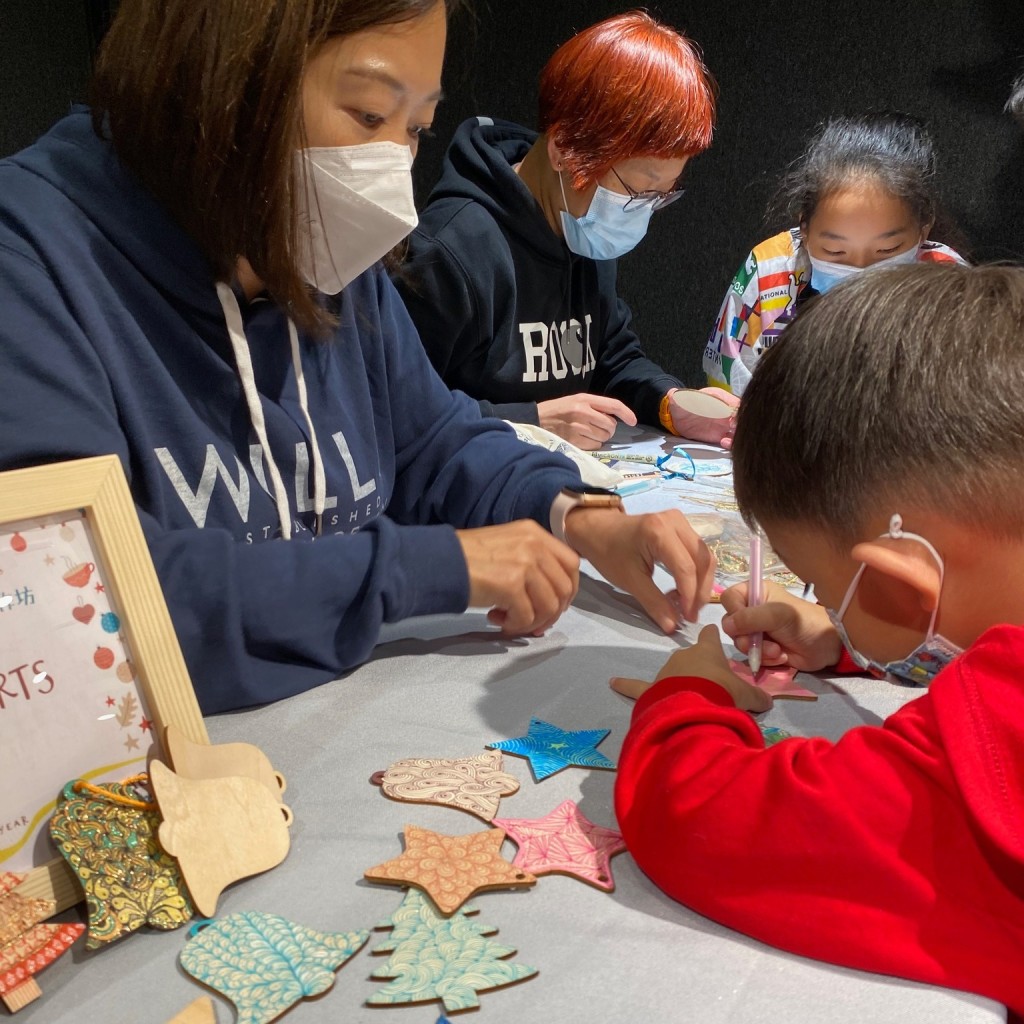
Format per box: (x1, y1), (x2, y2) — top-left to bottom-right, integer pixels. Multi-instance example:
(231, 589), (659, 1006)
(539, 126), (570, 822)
(395, 117), (681, 425)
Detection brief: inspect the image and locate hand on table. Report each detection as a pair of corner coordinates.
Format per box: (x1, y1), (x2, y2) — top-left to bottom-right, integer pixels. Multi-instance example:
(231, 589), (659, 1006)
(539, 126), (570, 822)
(720, 580), (841, 671)
(537, 394), (637, 450)
(611, 624), (773, 711)
(564, 506), (715, 633)
(456, 520), (579, 636)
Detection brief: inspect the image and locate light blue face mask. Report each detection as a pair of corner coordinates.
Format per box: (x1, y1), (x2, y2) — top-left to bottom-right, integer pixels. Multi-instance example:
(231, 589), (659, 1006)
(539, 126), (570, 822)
(809, 243), (920, 294)
(824, 514), (963, 686)
(558, 172), (653, 261)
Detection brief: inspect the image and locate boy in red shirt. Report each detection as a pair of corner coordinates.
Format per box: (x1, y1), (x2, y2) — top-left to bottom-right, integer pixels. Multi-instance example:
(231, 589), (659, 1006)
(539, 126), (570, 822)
(613, 263), (1024, 1015)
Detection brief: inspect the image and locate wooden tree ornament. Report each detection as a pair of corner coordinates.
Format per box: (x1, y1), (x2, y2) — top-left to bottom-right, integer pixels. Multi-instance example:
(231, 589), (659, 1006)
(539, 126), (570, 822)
(0, 872), (84, 1012)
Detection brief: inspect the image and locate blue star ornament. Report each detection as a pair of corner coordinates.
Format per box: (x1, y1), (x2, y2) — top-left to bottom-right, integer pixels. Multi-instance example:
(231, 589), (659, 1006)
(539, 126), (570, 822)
(487, 718), (616, 781)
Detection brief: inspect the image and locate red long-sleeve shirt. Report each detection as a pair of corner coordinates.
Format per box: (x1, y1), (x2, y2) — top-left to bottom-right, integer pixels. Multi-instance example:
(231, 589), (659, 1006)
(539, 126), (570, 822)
(615, 624), (1024, 1013)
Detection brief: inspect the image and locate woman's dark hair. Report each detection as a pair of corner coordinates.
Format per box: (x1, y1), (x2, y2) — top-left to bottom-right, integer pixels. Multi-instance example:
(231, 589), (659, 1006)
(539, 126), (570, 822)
(733, 263), (1024, 540)
(92, 0), (461, 333)
(770, 112), (940, 231)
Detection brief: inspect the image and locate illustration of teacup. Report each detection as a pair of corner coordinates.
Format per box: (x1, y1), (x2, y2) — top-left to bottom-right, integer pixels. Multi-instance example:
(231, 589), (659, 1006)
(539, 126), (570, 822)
(63, 562), (95, 588)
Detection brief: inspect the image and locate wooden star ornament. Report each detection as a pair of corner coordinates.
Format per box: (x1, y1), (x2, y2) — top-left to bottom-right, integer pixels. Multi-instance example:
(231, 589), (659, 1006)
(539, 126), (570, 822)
(729, 659), (818, 701)
(486, 718), (616, 781)
(493, 799), (627, 892)
(364, 825), (536, 915)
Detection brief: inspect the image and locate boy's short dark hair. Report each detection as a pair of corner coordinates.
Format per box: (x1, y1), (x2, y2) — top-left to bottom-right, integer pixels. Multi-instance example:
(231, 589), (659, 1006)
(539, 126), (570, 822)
(732, 263), (1024, 540)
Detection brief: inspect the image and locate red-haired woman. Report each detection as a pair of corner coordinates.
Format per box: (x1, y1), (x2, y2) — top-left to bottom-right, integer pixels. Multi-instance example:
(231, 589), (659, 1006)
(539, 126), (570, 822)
(396, 11), (733, 449)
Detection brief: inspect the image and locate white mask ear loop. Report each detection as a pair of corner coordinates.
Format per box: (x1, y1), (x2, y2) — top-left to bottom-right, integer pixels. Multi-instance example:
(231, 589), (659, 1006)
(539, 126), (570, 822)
(286, 319), (326, 536)
(216, 282), (293, 541)
(834, 513), (945, 636)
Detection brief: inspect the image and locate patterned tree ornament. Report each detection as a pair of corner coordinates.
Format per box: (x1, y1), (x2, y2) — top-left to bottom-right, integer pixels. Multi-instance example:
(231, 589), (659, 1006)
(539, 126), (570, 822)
(368, 888), (537, 1012)
(180, 912), (368, 1024)
(493, 799), (627, 891)
(487, 718), (616, 781)
(364, 825), (535, 915)
(49, 778), (194, 947)
(0, 872), (84, 1012)
(371, 750), (519, 821)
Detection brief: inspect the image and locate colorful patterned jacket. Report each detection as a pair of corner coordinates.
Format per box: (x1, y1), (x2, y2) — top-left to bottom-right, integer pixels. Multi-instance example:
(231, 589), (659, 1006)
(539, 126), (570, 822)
(703, 228), (965, 396)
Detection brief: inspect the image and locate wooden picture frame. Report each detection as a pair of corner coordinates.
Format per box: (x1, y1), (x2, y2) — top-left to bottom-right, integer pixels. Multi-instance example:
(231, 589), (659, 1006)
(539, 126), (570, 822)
(0, 455), (207, 911)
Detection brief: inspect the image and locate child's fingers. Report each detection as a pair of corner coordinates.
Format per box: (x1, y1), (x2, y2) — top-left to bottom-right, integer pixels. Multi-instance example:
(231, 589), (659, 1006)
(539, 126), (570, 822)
(610, 676), (650, 701)
(720, 582), (749, 615)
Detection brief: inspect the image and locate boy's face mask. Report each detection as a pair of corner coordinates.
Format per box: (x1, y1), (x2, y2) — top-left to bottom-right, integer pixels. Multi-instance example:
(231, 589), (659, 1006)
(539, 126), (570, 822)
(558, 172), (653, 261)
(809, 243), (920, 295)
(824, 514), (963, 686)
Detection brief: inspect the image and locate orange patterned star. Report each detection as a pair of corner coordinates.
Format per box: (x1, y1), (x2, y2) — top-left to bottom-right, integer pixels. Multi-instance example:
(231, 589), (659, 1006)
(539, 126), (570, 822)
(138, 717), (153, 733)
(94, 583), (105, 594)
(364, 825), (535, 915)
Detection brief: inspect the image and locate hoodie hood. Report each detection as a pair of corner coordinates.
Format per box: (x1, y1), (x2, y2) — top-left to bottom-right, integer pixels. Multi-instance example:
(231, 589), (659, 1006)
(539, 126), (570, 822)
(426, 117), (568, 263)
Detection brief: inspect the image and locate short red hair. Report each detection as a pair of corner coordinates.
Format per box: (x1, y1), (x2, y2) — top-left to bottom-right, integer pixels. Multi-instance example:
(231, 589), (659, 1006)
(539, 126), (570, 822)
(539, 11), (716, 189)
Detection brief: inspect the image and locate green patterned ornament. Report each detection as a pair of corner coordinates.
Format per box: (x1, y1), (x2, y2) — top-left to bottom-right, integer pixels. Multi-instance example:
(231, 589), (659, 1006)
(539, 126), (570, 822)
(180, 912), (369, 1024)
(49, 778), (193, 947)
(368, 888), (537, 1011)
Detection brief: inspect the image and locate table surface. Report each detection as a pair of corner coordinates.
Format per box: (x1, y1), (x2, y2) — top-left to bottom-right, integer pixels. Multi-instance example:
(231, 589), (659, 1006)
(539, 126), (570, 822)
(21, 426), (1004, 1024)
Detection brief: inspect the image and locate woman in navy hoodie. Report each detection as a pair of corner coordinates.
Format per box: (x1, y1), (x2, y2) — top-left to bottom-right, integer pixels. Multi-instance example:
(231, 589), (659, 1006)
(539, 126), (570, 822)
(0, 0), (713, 713)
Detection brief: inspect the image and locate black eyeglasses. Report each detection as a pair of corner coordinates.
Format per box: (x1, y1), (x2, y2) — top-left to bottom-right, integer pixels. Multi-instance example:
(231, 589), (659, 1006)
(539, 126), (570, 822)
(612, 168), (686, 212)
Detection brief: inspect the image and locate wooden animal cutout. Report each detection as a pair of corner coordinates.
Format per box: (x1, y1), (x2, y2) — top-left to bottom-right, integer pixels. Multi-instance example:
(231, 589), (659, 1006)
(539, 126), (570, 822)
(149, 760), (292, 917)
(371, 751), (519, 821)
(0, 872), (84, 1012)
(180, 912), (368, 1024)
(164, 724), (286, 799)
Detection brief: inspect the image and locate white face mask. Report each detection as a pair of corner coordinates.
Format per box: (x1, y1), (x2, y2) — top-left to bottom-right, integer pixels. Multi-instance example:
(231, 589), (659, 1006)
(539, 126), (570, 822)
(809, 242), (921, 294)
(294, 142), (418, 295)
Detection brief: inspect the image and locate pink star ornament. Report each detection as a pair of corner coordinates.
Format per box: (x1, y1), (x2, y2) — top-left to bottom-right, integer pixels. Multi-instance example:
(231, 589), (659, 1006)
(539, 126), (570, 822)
(493, 799), (627, 892)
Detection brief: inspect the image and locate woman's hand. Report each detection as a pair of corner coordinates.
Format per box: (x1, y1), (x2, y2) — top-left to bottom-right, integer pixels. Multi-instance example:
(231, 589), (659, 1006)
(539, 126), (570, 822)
(611, 624), (773, 711)
(720, 581), (841, 671)
(537, 394), (637, 450)
(456, 520), (579, 635)
(565, 507), (715, 631)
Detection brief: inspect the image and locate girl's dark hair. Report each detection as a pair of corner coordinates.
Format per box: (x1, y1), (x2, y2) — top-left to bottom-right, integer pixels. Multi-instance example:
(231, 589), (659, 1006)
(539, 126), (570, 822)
(770, 112), (939, 231)
(733, 263), (1024, 540)
(92, 0), (461, 333)
(1008, 74), (1024, 124)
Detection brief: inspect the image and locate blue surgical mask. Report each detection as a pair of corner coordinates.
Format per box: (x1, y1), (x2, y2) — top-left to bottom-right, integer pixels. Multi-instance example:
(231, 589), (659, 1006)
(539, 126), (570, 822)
(809, 243), (921, 295)
(824, 514), (963, 686)
(558, 172), (653, 261)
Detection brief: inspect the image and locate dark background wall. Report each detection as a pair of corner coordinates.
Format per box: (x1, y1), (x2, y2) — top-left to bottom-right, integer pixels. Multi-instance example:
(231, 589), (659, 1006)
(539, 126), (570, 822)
(4, 1), (1022, 385)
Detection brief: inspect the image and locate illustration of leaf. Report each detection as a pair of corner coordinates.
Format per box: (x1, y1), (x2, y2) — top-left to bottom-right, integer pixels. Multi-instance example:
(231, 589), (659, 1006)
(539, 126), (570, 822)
(116, 692), (138, 728)
(180, 912), (369, 1024)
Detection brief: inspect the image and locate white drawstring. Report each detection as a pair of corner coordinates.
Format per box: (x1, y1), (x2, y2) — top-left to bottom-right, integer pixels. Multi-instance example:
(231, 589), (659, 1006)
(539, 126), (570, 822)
(287, 319), (327, 534)
(216, 282), (294, 540)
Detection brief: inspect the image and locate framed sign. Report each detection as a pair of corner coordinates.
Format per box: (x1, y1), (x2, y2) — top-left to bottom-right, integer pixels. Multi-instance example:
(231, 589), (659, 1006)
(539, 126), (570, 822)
(0, 456), (207, 910)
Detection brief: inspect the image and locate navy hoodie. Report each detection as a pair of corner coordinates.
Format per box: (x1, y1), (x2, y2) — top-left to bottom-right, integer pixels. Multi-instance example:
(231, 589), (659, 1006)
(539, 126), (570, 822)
(0, 110), (582, 713)
(394, 117), (681, 425)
